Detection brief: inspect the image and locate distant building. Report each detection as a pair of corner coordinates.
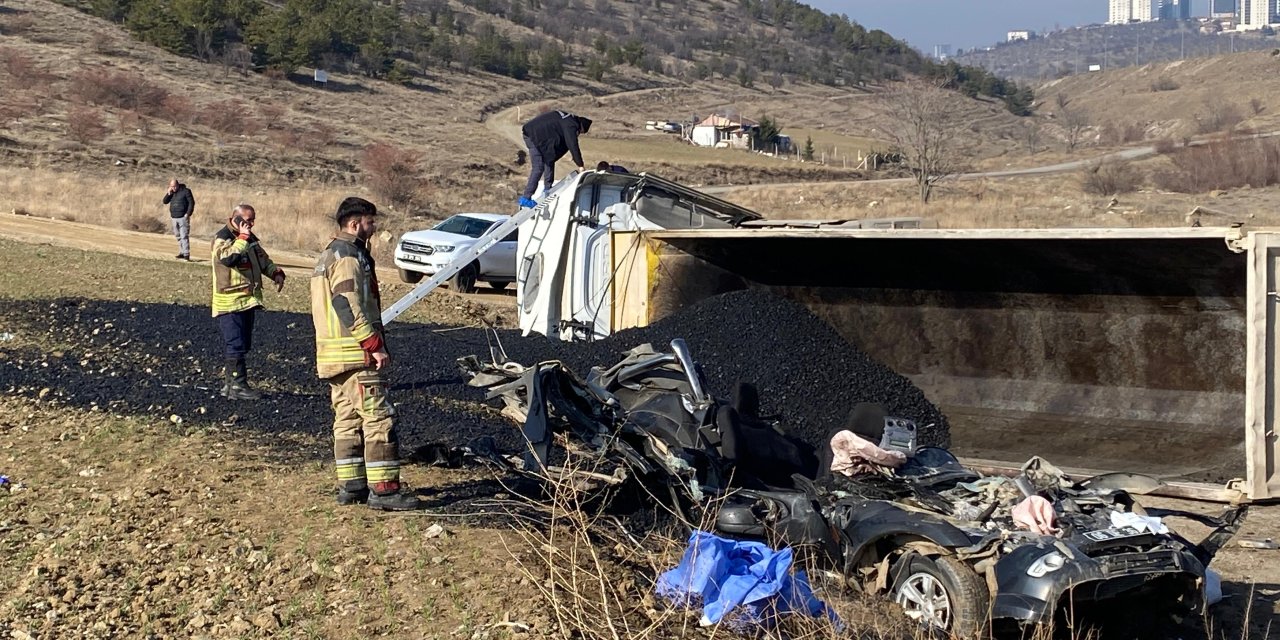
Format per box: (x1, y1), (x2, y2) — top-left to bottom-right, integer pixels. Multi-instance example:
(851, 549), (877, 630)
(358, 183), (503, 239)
(932, 44), (952, 59)
(1109, 0), (1133, 23)
(1157, 0), (1192, 19)
(1108, 0), (1157, 23)
(1239, 0), (1279, 28)
(1212, 0), (1237, 18)
(1007, 30), (1034, 41)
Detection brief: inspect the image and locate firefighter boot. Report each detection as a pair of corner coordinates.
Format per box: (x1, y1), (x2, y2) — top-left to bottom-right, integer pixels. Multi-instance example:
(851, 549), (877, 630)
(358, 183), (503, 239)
(367, 481), (427, 511)
(225, 358), (261, 400)
(336, 480), (369, 505)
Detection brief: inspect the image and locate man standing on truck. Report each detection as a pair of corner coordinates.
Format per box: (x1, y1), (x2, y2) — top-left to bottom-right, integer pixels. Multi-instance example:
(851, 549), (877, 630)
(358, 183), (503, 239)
(211, 203), (286, 400)
(519, 110), (592, 208)
(163, 178), (195, 260)
(311, 197), (425, 511)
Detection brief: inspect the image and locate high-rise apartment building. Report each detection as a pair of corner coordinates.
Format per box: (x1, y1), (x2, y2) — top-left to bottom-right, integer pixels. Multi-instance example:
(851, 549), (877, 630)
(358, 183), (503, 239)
(1239, 0), (1280, 27)
(1212, 0), (1237, 17)
(1109, 0), (1134, 23)
(1108, 0), (1158, 24)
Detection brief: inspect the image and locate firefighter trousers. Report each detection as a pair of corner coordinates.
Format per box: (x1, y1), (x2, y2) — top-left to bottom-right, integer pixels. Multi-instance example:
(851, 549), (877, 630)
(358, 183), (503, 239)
(330, 368), (401, 490)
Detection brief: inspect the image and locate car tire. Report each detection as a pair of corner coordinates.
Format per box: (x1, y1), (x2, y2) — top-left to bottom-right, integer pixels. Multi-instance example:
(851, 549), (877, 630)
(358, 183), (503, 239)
(449, 263), (478, 294)
(487, 281), (510, 291)
(891, 555), (990, 638)
(398, 268), (423, 284)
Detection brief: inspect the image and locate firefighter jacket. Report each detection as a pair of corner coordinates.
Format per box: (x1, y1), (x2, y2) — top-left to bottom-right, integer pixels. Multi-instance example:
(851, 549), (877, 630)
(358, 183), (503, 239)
(311, 231), (384, 379)
(211, 225), (281, 317)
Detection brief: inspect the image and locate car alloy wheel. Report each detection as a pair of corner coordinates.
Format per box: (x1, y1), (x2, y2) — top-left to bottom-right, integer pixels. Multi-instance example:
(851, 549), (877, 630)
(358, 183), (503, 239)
(896, 571), (952, 631)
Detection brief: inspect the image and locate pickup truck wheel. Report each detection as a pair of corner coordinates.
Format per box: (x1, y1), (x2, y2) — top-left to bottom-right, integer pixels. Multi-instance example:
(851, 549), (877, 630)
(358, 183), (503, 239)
(487, 281), (510, 291)
(892, 555), (989, 638)
(449, 263), (478, 294)
(398, 268), (423, 284)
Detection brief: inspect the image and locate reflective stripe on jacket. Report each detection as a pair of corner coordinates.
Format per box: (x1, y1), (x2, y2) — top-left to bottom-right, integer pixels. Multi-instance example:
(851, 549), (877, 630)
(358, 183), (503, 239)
(211, 225), (279, 317)
(311, 231), (383, 379)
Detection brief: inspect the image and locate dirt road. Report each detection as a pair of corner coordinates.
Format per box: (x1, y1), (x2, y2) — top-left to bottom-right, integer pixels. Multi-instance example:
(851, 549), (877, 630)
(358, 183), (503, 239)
(0, 213), (518, 308)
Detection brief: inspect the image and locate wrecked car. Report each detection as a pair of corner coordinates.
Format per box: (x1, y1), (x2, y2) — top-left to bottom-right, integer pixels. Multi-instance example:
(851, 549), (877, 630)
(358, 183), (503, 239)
(459, 339), (1248, 637)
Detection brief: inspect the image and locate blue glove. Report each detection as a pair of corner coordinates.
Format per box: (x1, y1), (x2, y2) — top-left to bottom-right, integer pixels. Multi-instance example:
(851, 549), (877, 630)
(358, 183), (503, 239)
(518, 196), (538, 209)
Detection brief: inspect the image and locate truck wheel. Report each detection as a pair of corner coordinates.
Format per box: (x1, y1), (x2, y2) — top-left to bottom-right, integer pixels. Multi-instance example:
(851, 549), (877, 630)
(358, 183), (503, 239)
(487, 281), (509, 291)
(449, 263), (478, 294)
(398, 268), (423, 284)
(892, 555), (990, 638)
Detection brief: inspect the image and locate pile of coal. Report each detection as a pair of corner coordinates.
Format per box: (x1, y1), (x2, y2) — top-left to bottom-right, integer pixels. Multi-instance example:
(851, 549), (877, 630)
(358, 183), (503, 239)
(497, 289), (951, 450)
(0, 289), (947, 463)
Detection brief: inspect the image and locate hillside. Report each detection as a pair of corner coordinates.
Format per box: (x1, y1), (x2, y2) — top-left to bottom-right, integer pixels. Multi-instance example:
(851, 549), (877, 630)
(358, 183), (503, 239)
(957, 20), (1280, 82)
(1039, 50), (1280, 142)
(0, 0), (1038, 238)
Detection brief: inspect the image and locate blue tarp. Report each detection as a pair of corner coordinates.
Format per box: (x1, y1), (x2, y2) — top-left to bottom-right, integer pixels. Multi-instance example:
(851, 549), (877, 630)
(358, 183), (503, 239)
(655, 531), (839, 629)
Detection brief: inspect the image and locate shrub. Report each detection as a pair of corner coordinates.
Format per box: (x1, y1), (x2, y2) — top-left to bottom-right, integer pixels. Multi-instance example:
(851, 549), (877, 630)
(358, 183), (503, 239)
(257, 103), (286, 130)
(1100, 121), (1145, 145)
(159, 94), (195, 126)
(0, 47), (55, 90)
(66, 106), (109, 144)
(361, 142), (422, 207)
(199, 100), (261, 137)
(123, 214), (166, 233)
(1150, 77), (1179, 92)
(118, 110), (150, 135)
(1081, 159), (1142, 196)
(1195, 101), (1243, 135)
(69, 69), (170, 117)
(1152, 137), (1280, 193)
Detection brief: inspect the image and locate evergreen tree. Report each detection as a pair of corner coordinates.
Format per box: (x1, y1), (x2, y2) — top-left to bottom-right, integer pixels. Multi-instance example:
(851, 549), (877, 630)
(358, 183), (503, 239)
(802, 136), (815, 161)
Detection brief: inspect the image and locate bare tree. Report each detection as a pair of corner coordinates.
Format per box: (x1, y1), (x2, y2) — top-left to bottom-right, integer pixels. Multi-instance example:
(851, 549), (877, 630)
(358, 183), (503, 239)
(882, 80), (968, 203)
(1057, 92), (1088, 151)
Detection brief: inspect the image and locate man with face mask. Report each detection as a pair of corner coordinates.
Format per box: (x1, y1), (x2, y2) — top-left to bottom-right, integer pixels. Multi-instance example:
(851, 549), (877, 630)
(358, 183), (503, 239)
(311, 197), (425, 511)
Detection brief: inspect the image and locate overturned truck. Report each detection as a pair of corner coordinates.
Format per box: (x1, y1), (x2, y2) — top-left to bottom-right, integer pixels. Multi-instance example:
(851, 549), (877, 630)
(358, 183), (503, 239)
(513, 171), (1279, 502)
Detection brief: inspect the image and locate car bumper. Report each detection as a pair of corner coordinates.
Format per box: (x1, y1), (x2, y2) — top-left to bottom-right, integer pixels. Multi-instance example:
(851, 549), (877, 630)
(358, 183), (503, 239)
(394, 251), (453, 275)
(991, 545), (1205, 625)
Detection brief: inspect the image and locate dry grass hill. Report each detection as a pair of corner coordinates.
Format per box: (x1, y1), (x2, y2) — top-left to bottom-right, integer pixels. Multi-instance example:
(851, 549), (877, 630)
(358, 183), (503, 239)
(0, 0), (1046, 258)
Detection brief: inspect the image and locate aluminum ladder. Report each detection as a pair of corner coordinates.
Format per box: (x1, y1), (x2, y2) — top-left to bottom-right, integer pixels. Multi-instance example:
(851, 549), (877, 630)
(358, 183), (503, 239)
(380, 172), (578, 325)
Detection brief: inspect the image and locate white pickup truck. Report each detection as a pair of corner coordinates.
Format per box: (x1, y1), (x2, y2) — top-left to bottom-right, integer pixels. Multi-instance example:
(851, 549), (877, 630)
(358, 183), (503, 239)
(393, 213), (518, 293)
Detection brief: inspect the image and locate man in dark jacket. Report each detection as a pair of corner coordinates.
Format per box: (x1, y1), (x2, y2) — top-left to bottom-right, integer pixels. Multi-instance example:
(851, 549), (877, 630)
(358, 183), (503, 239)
(163, 179), (196, 260)
(519, 110), (592, 208)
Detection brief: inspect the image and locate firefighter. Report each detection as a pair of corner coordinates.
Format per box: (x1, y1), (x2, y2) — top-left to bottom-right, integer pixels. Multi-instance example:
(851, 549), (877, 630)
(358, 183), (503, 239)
(311, 197), (425, 511)
(211, 203), (285, 400)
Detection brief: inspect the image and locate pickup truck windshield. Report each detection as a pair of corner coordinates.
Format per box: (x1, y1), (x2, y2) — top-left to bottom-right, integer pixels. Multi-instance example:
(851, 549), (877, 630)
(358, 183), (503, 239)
(433, 215), (495, 238)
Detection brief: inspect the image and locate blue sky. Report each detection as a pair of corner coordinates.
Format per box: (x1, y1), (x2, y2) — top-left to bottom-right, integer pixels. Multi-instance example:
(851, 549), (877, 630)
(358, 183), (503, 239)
(804, 1), (1209, 51)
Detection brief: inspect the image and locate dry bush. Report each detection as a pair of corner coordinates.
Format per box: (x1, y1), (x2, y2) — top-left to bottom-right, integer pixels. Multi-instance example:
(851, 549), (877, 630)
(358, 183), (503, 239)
(1081, 159), (1142, 196)
(1153, 137), (1280, 193)
(361, 142), (422, 207)
(1250, 97), (1266, 116)
(158, 95), (195, 127)
(122, 214), (166, 233)
(199, 100), (262, 137)
(0, 47), (55, 90)
(118, 110), (150, 135)
(66, 106), (109, 144)
(1195, 101), (1244, 135)
(258, 103), (286, 129)
(1149, 77), (1180, 92)
(1100, 121), (1145, 145)
(87, 33), (119, 56)
(69, 69), (169, 117)
(268, 126), (306, 151)
(1153, 138), (1177, 155)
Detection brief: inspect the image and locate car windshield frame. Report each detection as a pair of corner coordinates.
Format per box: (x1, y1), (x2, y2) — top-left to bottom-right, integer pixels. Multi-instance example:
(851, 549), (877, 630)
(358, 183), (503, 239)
(432, 215), (498, 239)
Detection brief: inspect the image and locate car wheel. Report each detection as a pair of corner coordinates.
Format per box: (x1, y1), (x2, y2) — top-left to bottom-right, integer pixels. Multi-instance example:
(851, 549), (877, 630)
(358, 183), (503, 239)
(487, 281), (510, 291)
(449, 263), (478, 294)
(398, 268), (423, 284)
(892, 555), (989, 638)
